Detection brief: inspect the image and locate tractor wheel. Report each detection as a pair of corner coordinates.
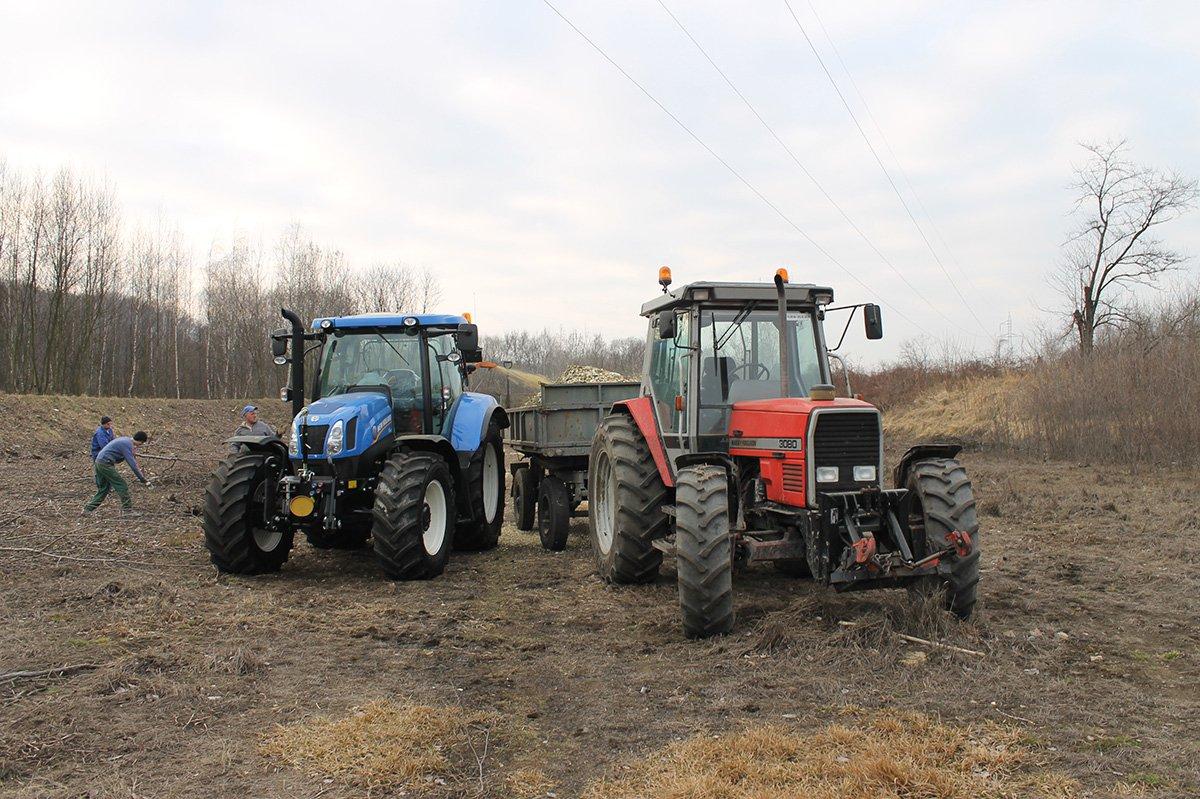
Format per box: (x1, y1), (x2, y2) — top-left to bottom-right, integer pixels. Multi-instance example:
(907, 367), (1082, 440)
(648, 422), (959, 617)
(588, 413), (667, 584)
(513, 466), (537, 531)
(454, 422), (505, 551)
(203, 450), (293, 574)
(537, 476), (571, 551)
(905, 458), (981, 619)
(372, 451), (456, 580)
(675, 465), (735, 638)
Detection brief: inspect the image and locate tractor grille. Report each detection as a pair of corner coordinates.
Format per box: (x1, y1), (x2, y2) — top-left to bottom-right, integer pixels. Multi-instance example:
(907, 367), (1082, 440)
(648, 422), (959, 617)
(810, 411), (881, 495)
(782, 462), (805, 493)
(301, 424), (329, 455)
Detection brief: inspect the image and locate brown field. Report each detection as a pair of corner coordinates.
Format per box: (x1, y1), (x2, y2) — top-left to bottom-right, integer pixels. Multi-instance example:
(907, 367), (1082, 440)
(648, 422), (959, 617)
(0, 394), (1196, 798)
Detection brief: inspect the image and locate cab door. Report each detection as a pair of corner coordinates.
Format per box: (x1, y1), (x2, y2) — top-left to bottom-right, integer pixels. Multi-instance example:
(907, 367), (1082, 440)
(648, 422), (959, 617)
(644, 310), (692, 461)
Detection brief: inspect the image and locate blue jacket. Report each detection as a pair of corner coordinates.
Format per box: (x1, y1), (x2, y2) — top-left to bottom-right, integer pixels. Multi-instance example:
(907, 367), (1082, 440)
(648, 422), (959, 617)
(95, 436), (148, 483)
(90, 426), (115, 461)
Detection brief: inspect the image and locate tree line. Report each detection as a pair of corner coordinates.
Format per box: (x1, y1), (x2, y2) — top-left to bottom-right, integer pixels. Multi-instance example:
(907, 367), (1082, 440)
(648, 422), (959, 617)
(0, 163), (443, 399)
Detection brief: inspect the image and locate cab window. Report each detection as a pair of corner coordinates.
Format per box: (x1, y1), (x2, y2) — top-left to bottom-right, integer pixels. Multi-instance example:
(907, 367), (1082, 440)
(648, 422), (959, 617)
(426, 334), (464, 433)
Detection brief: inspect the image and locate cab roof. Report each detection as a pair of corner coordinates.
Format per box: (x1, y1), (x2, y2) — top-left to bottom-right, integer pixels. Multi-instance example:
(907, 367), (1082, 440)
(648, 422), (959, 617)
(640, 281), (834, 317)
(311, 312), (467, 331)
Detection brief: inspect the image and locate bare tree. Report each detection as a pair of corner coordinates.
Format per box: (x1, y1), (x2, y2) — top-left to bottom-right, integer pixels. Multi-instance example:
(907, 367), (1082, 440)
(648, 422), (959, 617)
(1056, 140), (1198, 353)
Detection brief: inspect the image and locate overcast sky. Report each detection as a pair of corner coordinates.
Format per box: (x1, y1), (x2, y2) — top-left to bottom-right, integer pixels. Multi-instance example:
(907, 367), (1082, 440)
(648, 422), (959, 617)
(3, 1), (1199, 360)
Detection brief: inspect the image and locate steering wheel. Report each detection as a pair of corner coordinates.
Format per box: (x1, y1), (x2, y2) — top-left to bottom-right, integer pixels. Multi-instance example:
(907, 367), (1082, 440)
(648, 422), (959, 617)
(731, 362), (771, 381)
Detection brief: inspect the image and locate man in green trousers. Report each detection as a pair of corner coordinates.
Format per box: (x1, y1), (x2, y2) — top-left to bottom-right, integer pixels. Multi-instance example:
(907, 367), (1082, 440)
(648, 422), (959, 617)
(84, 431), (151, 513)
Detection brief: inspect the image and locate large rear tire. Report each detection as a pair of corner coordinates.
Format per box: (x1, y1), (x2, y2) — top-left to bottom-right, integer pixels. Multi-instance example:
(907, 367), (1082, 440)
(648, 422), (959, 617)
(513, 466), (537, 531)
(372, 451), (456, 580)
(906, 458), (980, 619)
(675, 465), (735, 638)
(203, 450), (293, 574)
(454, 422), (505, 552)
(537, 476), (571, 551)
(588, 413), (667, 584)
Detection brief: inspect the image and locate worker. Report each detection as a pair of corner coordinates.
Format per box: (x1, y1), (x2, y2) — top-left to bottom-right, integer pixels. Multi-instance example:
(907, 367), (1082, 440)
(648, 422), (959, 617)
(90, 416), (115, 461)
(83, 431), (150, 514)
(234, 405), (275, 437)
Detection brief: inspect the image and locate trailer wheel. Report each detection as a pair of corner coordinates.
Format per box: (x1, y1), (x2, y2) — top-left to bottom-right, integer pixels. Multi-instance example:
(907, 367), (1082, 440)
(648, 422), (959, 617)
(455, 422), (505, 551)
(372, 451), (456, 580)
(513, 466), (537, 531)
(905, 458), (980, 619)
(675, 465), (735, 638)
(203, 450), (293, 574)
(537, 476), (571, 551)
(588, 413), (667, 584)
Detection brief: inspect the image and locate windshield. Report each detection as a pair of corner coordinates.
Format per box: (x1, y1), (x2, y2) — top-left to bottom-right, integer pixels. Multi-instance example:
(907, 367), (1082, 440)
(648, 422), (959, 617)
(315, 332), (423, 408)
(697, 307), (825, 434)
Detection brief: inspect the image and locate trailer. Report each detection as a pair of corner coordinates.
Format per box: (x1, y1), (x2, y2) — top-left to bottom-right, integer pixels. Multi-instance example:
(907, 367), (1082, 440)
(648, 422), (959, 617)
(505, 381), (640, 550)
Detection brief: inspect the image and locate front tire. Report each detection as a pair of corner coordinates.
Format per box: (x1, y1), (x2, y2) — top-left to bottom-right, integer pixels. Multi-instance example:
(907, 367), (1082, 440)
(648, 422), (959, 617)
(906, 458), (981, 619)
(454, 422), (505, 551)
(675, 465), (735, 638)
(588, 413), (667, 584)
(203, 450), (293, 574)
(372, 451), (456, 580)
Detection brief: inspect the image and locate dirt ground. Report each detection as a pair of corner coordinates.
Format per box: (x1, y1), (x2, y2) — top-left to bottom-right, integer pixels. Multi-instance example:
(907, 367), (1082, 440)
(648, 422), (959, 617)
(0, 394), (1196, 798)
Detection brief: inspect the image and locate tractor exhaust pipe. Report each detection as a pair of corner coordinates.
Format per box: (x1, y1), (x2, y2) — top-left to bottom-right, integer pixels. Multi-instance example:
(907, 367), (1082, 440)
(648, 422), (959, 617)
(281, 307), (306, 420)
(774, 270), (790, 398)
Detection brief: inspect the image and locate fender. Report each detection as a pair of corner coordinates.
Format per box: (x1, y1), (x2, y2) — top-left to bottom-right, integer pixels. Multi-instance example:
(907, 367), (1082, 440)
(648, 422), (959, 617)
(391, 434), (462, 480)
(612, 396), (675, 487)
(446, 391), (506, 453)
(225, 435), (289, 460)
(893, 443), (963, 488)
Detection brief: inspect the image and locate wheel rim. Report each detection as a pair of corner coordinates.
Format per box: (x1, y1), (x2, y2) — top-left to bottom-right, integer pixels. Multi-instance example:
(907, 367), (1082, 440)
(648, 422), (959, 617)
(250, 482), (282, 552)
(538, 493), (550, 539)
(422, 479), (448, 555)
(593, 451), (614, 555)
(482, 445), (499, 524)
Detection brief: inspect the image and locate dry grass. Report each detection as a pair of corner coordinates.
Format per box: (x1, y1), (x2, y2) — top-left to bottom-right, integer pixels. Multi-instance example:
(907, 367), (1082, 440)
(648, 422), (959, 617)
(883, 372), (1026, 446)
(584, 708), (1078, 799)
(261, 699), (506, 792)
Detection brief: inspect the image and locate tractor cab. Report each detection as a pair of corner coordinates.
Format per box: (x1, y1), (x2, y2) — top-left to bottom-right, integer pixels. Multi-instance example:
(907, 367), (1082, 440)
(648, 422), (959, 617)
(638, 271), (881, 474)
(275, 313), (484, 471)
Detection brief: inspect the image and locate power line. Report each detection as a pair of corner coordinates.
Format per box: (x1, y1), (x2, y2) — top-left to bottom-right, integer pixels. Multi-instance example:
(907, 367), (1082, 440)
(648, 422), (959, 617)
(540, 0), (933, 335)
(804, 0), (984, 301)
(654, 0), (971, 334)
(781, 0), (990, 337)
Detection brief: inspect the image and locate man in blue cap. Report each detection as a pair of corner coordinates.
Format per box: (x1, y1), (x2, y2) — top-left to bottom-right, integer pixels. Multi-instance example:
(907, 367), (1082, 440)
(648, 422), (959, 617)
(90, 416), (115, 461)
(231, 405), (275, 452)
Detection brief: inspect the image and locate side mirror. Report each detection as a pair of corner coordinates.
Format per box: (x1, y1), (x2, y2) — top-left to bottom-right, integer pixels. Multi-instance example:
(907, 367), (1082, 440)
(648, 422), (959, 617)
(657, 310), (677, 340)
(457, 323), (482, 363)
(270, 336), (288, 358)
(864, 304), (883, 340)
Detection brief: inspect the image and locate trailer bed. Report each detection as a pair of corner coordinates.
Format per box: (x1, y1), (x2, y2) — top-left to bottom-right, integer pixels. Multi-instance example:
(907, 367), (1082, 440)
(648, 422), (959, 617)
(505, 381), (640, 458)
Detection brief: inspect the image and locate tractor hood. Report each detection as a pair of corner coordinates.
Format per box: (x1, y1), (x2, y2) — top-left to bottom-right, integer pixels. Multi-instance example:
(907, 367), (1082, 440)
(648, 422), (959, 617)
(729, 396), (878, 444)
(732, 396), (876, 415)
(291, 391), (395, 459)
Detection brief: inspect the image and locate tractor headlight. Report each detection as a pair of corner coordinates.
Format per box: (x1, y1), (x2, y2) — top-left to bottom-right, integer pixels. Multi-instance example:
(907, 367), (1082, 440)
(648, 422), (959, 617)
(816, 466), (839, 483)
(325, 419), (345, 456)
(853, 465), (877, 482)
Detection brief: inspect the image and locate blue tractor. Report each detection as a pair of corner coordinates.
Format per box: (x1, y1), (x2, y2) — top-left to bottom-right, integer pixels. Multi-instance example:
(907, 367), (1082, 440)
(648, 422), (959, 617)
(202, 308), (508, 580)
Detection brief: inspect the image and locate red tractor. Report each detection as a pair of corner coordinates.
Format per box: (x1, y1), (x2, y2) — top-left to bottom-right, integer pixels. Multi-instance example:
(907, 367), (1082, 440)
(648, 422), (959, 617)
(587, 268), (979, 638)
